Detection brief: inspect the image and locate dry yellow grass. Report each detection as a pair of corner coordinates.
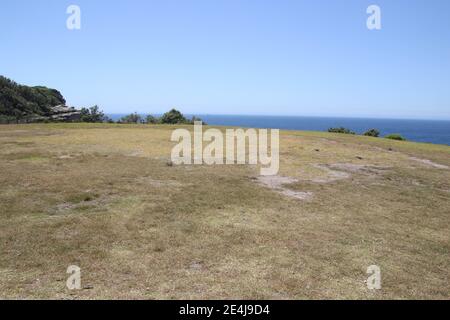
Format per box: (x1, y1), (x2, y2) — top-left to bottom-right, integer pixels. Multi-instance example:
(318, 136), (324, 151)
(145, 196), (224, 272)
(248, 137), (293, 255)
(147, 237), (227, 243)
(0, 123), (449, 299)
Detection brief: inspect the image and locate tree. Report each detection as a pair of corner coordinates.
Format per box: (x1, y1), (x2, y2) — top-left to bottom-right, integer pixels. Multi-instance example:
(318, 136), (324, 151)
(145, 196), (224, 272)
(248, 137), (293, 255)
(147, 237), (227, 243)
(160, 108), (187, 124)
(80, 105), (106, 123)
(119, 113), (142, 124)
(146, 115), (159, 124)
(0, 75), (66, 120)
(363, 129), (380, 137)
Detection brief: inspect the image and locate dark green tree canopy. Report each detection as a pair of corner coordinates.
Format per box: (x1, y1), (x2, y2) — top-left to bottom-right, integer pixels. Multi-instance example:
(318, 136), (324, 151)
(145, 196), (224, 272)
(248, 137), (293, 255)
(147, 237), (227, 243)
(146, 115), (159, 124)
(160, 108), (188, 124)
(80, 105), (106, 123)
(0, 76), (66, 119)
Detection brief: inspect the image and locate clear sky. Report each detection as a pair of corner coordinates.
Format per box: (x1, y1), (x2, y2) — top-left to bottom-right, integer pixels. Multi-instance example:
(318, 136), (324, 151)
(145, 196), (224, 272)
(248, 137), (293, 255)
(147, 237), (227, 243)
(1, 0), (449, 119)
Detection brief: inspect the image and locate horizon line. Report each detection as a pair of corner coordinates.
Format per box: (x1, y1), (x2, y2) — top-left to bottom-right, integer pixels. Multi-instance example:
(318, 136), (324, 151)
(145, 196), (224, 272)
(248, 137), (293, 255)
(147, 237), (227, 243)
(105, 112), (450, 122)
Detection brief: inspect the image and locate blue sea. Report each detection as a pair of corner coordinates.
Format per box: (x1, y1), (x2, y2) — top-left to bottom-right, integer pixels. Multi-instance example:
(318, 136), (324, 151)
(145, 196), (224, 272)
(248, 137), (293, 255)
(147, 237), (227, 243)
(108, 114), (450, 146)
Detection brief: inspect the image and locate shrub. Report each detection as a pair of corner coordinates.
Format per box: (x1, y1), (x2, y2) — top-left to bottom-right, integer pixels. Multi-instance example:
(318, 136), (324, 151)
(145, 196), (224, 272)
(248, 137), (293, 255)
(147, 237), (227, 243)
(146, 115), (159, 124)
(363, 129), (380, 137)
(160, 108), (188, 124)
(385, 134), (406, 141)
(80, 105), (106, 123)
(119, 113), (142, 124)
(328, 127), (355, 135)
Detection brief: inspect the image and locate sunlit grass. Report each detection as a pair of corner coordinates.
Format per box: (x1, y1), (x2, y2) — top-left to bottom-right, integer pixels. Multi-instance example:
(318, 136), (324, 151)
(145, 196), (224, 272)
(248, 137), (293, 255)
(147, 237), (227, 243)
(0, 123), (448, 299)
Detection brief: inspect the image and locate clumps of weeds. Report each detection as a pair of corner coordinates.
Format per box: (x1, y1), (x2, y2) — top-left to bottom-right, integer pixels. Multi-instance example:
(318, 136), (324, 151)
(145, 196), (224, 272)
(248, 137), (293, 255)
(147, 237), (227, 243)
(66, 192), (100, 204)
(52, 192), (108, 215)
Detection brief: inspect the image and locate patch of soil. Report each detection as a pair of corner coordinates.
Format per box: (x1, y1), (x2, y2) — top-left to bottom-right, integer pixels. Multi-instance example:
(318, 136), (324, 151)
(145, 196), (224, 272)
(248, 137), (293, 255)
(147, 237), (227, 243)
(311, 163), (390, 183)
(327, 163), (389, 174)
(52, 194), (112, 215)
(311, 164), (351, 183)
(128, 150), (145, 157)
(257, 175), (297, 189)
(257, 176), (313, 200)
(279, 189), (314, 200)
(409, 157), (449, 170)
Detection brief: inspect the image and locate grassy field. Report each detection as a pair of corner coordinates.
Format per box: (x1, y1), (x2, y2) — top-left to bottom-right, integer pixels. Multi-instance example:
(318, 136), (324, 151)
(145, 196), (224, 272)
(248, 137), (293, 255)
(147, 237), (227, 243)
(0, 123), (449, 299)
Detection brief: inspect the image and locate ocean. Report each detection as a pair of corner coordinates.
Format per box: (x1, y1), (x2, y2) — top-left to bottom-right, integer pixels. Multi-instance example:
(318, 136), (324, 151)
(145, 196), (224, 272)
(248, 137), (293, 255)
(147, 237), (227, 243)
(107, 114), (450, 146)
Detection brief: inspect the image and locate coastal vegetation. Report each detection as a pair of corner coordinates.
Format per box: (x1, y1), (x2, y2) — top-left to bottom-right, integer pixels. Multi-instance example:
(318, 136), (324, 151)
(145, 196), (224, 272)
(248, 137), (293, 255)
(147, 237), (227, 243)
(363, 129), (380, 137)
(79, 105), (109, 123)
(329, 127), (406, 141)
(328, 127), (356, 135)
(385, 134), (406, 141)
(1, 76), (408, 139)
(146, 115), (159, 124)
(160, 108), (188, 124)
(117, 109), (205, 125)
(0, 76), (203, 126)
(118, 113), (143, 124)
(0, 76), (66, 123)
(0, 74), (416, 145)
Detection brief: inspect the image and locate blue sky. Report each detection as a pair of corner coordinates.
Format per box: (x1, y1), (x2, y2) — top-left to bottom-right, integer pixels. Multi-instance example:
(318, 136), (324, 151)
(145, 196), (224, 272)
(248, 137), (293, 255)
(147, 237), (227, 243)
(1, 0), (449, 119)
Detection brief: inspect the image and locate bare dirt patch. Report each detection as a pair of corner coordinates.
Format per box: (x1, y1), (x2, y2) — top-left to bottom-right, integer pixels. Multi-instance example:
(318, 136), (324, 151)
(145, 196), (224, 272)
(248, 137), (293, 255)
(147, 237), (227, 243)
(257, 176), (313, 200)
(52, 193), (113, 215)
(128, 150), (145, 157)
(311, 164), (351, 183)
(327, 163), (390, 174)
(409, 157), (449, 170)
(310, 163), (390, 183)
